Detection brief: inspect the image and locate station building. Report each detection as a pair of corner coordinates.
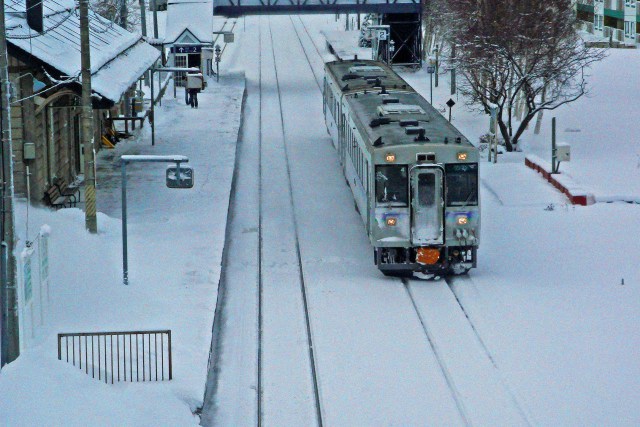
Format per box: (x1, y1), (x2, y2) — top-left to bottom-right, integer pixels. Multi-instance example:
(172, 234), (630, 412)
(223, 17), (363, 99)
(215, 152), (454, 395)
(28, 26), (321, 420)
(5, 0), (159, 205)
(165, 0), (214, 86)
(576, 0), (639, 46)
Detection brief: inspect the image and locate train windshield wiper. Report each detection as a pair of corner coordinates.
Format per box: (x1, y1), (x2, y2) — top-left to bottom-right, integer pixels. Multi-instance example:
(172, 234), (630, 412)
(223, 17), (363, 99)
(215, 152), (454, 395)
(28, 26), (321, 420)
(455, 189), (476, 208)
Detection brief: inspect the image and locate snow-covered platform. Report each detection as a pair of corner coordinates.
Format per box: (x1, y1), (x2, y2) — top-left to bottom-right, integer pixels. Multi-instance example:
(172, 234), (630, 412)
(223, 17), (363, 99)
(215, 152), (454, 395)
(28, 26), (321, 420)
(322, 30), (371, 61)
(0, 73), (247, 425)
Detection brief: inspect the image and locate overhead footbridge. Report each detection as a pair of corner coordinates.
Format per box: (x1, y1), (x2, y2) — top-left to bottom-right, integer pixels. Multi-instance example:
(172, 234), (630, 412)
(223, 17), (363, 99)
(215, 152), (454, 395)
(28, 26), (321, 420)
(212, 0), (421, 17)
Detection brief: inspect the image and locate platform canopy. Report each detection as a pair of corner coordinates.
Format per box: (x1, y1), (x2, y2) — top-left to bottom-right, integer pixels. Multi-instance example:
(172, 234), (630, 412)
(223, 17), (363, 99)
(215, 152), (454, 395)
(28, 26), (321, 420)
(213, 0), (421, 17)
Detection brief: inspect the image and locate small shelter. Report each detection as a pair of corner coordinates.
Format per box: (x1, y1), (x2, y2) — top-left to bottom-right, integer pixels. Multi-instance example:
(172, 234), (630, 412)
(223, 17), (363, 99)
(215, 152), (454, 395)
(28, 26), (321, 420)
(165, 0), (213, 85)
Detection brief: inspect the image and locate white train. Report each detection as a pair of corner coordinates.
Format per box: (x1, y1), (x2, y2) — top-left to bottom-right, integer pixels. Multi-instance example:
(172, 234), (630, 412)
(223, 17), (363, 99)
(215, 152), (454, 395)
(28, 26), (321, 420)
(324, 59), (480, 277)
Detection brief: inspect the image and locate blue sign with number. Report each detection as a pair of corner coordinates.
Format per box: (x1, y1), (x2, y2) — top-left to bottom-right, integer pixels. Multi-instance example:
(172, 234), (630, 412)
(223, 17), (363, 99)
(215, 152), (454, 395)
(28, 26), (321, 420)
(171, 45), (202, 54)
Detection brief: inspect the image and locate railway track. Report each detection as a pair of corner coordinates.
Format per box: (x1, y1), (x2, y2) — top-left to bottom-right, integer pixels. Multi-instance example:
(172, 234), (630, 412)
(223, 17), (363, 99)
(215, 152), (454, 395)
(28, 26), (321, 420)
(288, 19), (531, 424)
(255, 17), (324, 427)
(401, 278), (472, 424)
(206, 15), (529, 426)
(403, 276), (534, 426)
(445, 275), (534, 425)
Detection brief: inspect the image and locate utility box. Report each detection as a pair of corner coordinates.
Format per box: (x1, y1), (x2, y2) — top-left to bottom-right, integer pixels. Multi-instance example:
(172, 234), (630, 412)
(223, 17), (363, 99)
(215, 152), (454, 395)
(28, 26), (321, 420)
(130, 97), (144, 113)
(23, 142), (36, 161)
(224, 32), (234, 43)
(186, 73), (204, 90)
(556, 143), (570, 162)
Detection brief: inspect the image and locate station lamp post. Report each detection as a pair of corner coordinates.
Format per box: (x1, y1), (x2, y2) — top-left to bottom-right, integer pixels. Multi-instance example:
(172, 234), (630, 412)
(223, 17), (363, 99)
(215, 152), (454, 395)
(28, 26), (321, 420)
(434, 45), (439, 88)
(214, 45), (221, 82)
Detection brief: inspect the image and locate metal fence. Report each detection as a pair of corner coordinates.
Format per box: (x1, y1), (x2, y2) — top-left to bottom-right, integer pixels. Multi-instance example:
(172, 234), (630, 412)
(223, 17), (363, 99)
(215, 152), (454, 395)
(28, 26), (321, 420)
(57, 330), (172, 383)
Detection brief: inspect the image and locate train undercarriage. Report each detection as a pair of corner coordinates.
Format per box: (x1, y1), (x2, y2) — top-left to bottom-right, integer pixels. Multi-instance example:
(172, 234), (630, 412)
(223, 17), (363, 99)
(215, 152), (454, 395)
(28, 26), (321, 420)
(375, 246), (477, 278)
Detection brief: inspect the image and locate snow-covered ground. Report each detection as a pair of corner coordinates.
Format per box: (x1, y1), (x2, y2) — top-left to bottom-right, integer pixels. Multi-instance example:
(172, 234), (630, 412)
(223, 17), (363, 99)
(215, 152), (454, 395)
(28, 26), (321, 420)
(1, 13), (639, 426)
(0, 61), (245, 427)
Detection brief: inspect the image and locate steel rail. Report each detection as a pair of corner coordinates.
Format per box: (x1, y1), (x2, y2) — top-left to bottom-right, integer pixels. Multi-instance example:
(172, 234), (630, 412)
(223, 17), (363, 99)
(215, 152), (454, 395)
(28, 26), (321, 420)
(294, 16), (328, 70)
(401, 278), (472, 425)
(257, 15), (265, 427)
(260, 17), (324, 427)
(287, 16), (323, 91)
(445, 276), (534, 426)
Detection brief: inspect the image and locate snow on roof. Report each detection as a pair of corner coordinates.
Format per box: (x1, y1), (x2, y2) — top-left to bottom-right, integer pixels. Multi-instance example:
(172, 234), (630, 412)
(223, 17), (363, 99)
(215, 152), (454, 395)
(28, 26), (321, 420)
(165, 0), (213, 44)
(5, 1), (160, 104)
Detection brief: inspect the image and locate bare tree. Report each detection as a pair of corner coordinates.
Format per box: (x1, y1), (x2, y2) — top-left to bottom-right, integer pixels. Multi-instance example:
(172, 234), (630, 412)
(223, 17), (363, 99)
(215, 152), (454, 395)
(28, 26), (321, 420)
(432, 0), (606, 151)
(91, 0), (141, 30)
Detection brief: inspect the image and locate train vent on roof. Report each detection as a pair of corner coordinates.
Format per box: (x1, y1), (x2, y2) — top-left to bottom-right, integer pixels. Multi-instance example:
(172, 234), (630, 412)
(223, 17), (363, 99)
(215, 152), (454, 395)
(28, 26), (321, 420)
(349, 65), (387, 77)
(377, 104), (426, 116)
(405, 126), (425, 135)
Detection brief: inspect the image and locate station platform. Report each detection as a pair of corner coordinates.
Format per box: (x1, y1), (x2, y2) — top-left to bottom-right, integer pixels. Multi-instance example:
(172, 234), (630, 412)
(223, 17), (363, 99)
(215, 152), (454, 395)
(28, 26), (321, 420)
(322, 30), (371, 61)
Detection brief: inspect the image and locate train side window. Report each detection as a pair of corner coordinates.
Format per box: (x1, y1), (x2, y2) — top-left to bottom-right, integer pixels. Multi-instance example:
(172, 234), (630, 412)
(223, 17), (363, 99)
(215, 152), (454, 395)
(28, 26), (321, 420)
(375, 165), (408, 207)
(365, 159), (369, 197)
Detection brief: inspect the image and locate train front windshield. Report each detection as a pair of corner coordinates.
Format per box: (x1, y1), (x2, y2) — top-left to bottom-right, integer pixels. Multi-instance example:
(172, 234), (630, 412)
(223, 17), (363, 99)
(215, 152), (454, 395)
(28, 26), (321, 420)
(376, 165), (408, 206)
(445, 163), (478, 207)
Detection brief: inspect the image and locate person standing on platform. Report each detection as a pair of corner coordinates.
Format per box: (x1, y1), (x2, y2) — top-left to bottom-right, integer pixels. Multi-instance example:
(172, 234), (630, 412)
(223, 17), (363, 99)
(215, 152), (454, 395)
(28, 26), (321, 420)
(186, 72), (204, 109)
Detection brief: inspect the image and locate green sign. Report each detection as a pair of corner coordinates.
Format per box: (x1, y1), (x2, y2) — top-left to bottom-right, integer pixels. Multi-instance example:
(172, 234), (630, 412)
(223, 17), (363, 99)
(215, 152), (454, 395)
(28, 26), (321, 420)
(24, 257), (32, 302)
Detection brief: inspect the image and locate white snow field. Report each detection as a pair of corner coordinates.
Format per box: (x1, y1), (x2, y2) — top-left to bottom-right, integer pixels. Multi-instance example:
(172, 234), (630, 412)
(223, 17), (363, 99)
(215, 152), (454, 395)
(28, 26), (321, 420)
(1, 14), (639, 427)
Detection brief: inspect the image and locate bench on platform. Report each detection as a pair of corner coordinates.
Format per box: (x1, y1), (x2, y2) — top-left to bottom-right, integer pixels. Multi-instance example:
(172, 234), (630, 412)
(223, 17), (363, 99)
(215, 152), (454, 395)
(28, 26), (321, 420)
(54, 177), (81, 204)
(44, 184), (73, 209)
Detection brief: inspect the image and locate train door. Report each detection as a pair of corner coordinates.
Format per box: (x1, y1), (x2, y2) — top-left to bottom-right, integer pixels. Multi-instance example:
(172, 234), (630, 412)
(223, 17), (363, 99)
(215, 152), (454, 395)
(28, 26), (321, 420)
(410, 166), (444, 245)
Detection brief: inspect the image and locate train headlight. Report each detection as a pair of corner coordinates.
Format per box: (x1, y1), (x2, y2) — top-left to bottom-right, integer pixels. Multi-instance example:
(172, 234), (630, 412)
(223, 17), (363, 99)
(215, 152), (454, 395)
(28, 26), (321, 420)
(416, 248), (440, 265)
(385, 153), (396, 163)
(386, 217), (397, 226)
(456, 215), (469, 225)
(457, 152), (468, 161)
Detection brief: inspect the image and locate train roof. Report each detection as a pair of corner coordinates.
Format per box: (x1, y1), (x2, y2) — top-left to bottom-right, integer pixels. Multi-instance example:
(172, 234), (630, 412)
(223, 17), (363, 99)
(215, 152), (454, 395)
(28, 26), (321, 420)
(347, 90), (474, 150)
(325, 59), (412, 94)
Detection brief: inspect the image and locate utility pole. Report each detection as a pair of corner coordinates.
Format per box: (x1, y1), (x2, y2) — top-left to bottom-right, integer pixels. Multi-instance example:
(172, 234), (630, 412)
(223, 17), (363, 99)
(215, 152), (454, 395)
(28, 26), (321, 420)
(119, 0), (128, 29)
(450, 41), (456, 95)
(434, 45), (439, 88)
(80, 0), (97, 233)
(0, 0), (20, 365)
(118, 0), (130, 120)
(138, 0), (149, 87)
(152, 0), (158, 39)
(139, 0), (146, 36)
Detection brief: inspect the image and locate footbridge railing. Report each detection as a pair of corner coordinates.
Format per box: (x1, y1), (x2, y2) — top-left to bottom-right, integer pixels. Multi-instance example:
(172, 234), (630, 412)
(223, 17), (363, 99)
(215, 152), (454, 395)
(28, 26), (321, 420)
(213, 0), (422, 16)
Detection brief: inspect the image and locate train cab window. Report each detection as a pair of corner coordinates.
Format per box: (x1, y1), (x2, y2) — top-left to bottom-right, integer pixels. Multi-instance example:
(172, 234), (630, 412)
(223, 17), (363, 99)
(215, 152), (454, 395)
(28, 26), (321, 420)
(375, 165), (408, 206)
(418, 174), (436, 207)
(445, 163), (478, 207)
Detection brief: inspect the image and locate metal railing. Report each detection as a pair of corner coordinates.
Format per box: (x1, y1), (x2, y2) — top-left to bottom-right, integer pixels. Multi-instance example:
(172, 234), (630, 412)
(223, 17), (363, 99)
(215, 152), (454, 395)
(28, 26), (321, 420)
(57, 330), (172, 383)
